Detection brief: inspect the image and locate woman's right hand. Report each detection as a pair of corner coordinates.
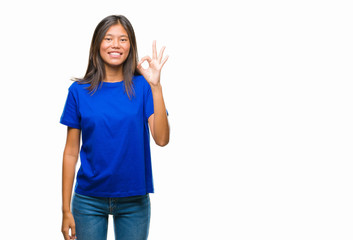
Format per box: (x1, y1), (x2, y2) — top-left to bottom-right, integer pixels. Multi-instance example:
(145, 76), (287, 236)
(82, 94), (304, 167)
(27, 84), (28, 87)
(61, 212), (77, 240)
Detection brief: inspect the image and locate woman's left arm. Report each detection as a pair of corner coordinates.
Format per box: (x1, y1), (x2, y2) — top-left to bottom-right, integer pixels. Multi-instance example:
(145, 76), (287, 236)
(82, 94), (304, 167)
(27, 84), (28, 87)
(137, 40), (170, 146)
(148, 84), (170, 146)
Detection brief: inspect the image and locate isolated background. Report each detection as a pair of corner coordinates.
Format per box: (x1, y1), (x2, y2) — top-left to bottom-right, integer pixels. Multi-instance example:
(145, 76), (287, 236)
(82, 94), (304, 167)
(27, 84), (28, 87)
(0, 0), (352, 239)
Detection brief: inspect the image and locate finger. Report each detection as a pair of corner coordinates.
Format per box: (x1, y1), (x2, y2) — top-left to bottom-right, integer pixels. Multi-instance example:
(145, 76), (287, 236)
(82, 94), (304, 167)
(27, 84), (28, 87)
(139, 56), (152, 64)
(152, 40), (157, 59)
(71, 225), (76, 239)
(137, 56), (152, 69)
(62, 229), (70, 240)
(160, 55), (169, 69)
(158, 46), (166, 63)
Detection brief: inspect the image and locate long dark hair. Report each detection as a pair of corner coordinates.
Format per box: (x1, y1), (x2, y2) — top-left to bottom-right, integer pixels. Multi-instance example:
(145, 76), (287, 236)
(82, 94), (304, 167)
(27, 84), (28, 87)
(74, 15), (140, 99)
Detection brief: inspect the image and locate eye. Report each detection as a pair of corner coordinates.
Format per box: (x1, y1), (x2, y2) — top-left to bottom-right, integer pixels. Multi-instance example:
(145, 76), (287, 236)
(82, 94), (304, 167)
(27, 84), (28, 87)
(105, 37), (112, 41)
(121, 38), (128, 42)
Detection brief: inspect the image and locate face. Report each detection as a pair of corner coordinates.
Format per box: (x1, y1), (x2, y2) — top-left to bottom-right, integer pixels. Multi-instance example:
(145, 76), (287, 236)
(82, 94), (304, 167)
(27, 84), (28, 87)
(100, 24), (130, 67)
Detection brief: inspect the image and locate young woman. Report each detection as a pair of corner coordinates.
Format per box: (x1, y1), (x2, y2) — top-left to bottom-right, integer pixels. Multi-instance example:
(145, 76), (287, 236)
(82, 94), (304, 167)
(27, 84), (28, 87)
(60, 15), (169, 240)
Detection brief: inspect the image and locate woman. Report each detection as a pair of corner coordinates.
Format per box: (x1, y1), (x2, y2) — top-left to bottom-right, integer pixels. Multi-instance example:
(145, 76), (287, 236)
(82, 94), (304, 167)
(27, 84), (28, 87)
(60, 15), (169, 240)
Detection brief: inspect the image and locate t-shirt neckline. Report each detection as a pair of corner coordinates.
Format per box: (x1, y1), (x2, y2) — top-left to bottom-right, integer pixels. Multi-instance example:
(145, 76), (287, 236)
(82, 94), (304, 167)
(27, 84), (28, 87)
(101, 81), (124, 88)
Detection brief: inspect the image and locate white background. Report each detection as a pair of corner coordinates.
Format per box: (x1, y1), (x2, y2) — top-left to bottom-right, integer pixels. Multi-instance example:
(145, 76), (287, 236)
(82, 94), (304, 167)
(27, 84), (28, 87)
(0, 0), (352, 239)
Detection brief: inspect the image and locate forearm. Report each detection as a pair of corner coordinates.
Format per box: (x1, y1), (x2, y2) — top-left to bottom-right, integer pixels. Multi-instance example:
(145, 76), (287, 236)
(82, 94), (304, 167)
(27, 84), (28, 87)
(62, 155), (78, 213)
(151, 83), (170, 146)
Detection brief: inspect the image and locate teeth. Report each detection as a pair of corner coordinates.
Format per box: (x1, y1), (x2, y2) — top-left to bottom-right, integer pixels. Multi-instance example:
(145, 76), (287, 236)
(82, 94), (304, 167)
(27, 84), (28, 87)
(110, 52), (122, 56)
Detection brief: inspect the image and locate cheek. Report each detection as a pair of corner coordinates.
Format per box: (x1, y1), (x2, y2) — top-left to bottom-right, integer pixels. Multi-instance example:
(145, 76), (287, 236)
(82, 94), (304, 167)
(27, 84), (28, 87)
(125, 44), (131, 56)
(100, 42), (109, 52)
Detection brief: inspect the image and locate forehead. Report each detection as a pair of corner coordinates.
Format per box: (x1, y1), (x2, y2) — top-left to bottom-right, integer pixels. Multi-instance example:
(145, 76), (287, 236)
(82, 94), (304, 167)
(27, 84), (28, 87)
(105, 24), (128, 36)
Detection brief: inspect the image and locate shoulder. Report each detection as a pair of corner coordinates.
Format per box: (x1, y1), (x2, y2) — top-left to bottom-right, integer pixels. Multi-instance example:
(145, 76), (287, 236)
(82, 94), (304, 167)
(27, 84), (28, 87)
(68, 80), (90, 93)
(134, 74), (151, 88)
(133, 75), (151, 92)
(133, 74), (147, 85)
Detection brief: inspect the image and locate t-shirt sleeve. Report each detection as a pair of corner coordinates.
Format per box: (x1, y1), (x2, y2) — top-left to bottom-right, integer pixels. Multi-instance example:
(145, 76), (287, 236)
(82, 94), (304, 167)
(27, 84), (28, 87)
(60, 88), (81, 129)
(144, 82), (154, 120)
(144, 78), (169, 121)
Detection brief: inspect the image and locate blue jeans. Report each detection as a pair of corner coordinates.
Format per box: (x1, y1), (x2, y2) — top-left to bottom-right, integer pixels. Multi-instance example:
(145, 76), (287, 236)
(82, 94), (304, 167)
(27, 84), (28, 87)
(72, 192), (151, 240)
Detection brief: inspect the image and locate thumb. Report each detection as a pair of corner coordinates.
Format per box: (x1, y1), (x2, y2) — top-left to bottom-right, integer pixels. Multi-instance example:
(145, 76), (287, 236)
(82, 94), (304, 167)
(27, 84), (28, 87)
(70, 225), (77, 239)
(137, 56), (152, 69)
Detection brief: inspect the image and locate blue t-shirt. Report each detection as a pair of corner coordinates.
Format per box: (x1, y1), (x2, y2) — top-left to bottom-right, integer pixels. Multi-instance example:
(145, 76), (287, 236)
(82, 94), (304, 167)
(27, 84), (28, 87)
(60, 75), (164, 197)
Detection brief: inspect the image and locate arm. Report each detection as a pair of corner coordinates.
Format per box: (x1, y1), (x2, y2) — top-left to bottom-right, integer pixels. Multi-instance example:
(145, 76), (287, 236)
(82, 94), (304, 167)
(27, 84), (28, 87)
(138, 40), (170, 146)
(148, 84), (170, 146)
(61, 127), (81, 240)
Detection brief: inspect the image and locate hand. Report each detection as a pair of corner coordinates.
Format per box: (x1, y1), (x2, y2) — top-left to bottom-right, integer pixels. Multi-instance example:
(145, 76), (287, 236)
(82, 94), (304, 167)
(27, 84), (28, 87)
(61, 212), (77, 240)
(137, 40), (169, 87)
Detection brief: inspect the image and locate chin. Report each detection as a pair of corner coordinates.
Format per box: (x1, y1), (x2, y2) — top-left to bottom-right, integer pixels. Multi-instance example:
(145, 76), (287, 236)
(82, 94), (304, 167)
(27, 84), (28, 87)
(106, 61), (124, 67)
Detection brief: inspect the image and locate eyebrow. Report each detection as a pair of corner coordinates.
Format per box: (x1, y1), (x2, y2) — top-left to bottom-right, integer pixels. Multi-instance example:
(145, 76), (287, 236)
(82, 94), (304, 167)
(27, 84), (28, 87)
(105, 34), (128, 38)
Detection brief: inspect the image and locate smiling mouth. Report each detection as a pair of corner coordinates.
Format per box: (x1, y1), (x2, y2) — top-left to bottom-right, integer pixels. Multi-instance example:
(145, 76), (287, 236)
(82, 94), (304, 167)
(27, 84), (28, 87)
(109, 52), (122, 56)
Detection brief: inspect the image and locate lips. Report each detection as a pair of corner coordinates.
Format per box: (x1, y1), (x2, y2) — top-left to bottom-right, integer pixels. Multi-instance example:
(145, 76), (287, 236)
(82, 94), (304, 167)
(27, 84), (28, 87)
(108, 51), (122, 56)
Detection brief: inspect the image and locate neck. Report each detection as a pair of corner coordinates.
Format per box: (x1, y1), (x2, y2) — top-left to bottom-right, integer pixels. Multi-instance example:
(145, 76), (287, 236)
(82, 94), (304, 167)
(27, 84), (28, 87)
(103, 64), (124, 82)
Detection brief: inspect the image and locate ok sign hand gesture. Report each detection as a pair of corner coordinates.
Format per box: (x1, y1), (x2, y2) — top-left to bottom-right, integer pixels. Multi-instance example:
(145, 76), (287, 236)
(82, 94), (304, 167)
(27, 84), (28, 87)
(137, 40), (169, 87)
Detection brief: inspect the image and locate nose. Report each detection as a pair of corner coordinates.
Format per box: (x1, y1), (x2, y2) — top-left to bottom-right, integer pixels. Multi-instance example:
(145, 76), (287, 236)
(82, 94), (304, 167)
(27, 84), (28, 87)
(112, 38), (120, 48)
